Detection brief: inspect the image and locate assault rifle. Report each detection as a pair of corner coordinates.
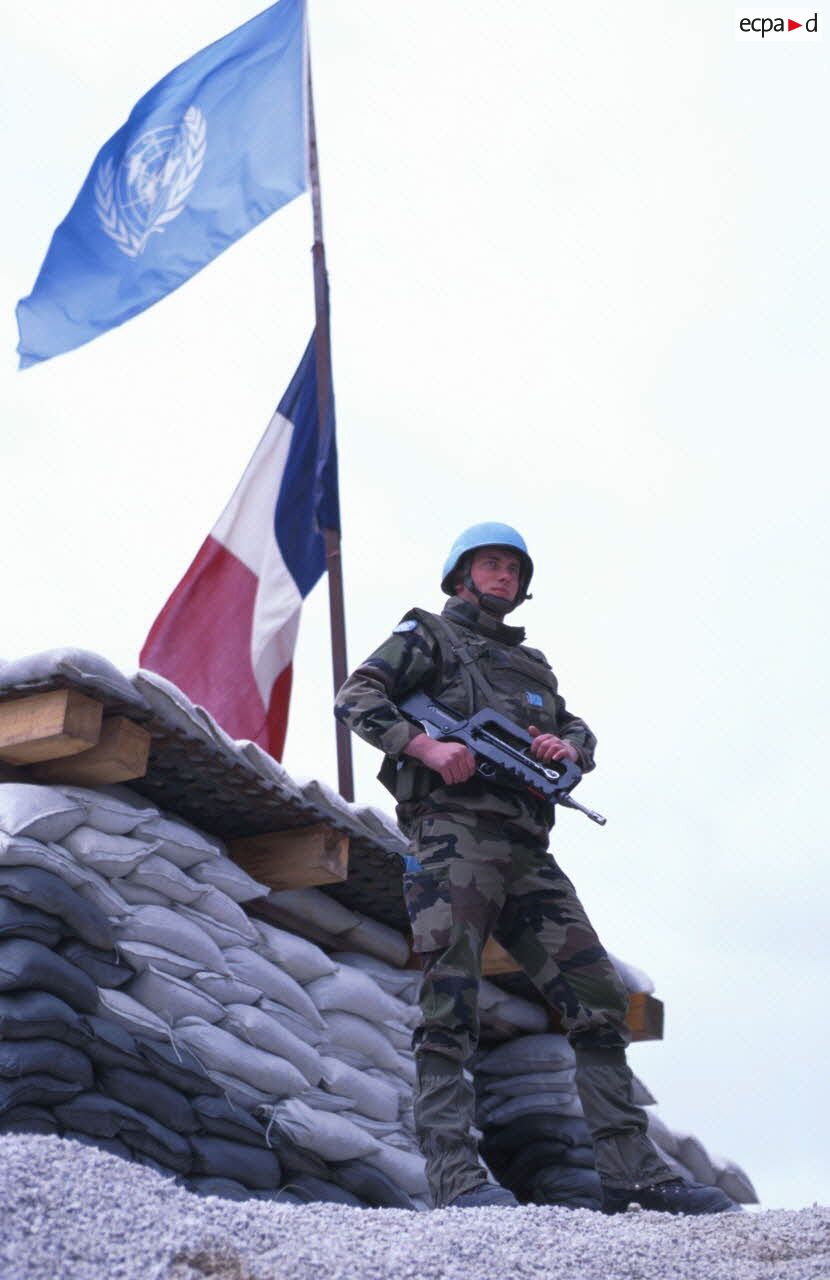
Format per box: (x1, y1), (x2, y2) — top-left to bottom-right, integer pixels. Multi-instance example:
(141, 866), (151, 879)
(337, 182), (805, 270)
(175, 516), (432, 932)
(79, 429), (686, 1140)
(400, 690), (607, 825)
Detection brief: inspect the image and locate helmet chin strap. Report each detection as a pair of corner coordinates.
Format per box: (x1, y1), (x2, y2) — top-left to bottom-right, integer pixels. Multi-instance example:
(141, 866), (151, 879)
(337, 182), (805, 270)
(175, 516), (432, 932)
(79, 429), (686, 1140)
(462, 571), (520, 617)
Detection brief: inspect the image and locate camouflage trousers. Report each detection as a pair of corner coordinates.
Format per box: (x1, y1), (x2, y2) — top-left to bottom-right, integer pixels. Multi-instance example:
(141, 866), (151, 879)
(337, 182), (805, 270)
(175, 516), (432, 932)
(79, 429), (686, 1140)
(403, 806), (672, 1206)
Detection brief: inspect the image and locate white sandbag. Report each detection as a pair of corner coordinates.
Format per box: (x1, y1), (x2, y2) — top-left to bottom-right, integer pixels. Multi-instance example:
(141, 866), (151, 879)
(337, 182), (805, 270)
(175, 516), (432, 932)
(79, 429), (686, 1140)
(305, 966), (414, 1026)
(474, 1033), (575, 1075)
(258, 998), (327, 1047)
(479, 986), (548, 1034)
(267, 887), (360, 936)
(115, 880), (171, 907)
(115, 939), (202, 980)
(124, 855), (207, 905)
(607, 951), (655, 996)
(191, 970), (260, 1006)
(114, 906), (229, 974)
(60, 827), (158, 878)
(189, 858), (268, 904)
(366, 1067), (414, 1100)
(72, 868), (132, 916)
(97, 989), (170, 1041)
(362, 1142), (428, 1195)
(128, 966), (226, 1025)
(264, 1097), (380, 1162)
(254, 920), (336, 984)
(0, 834), (85, 882)
(58, 785), (158, 835)
(340, 915), (411, 969)
(319, 1056), (400, 1123)
(224, 948), (325, 1025)
(131, 814), (225, 869)
(0, 649), (147, 710)
(176, 1020), (309, 1097)
(324, 1010), (405, 1073)
(332, 951), (422, 1003)
(237, 742), (305, 802)
(0, 784), (86, 842)
(176, 905), (258, 950)
(222, 1003), (324, 1086)
(298, 1086), (354, 1114)
(378, 1020), (415, 1052)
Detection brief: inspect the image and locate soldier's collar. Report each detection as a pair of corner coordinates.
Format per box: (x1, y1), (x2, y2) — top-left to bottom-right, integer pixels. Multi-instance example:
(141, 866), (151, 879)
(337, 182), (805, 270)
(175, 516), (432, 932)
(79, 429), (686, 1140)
(442, 598), (526, 646)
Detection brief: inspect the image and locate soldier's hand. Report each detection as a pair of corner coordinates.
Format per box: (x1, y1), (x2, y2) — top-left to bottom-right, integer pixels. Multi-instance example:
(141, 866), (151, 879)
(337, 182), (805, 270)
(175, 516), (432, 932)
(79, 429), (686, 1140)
(404, 734), (477, 784)
(528, 725), (579, 765)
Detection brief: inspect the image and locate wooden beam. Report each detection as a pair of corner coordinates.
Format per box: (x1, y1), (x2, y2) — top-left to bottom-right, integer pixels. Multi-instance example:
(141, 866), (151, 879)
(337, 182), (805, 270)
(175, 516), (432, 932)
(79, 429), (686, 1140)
(229, 823), (349, 891)
(0, 689), (102, 765)
(626, 992), (664, 1042)
(31, 716), (151, 785)
(482, 937), (520, 975)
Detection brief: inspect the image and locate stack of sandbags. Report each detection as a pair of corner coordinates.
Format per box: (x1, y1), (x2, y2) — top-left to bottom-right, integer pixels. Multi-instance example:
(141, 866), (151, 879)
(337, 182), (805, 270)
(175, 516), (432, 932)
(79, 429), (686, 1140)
(645, 1110), (758, 1204)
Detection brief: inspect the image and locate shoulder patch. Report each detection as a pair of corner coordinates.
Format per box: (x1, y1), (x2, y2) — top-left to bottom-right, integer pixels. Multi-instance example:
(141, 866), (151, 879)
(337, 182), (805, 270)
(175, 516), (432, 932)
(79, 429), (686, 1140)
(525, 691), (545, 708)
(393, 620), (419, 634)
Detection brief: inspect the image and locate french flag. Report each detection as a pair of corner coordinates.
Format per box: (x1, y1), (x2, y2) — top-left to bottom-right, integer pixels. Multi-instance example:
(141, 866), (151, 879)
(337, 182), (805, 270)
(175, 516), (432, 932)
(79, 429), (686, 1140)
(140, 334), (339, 759)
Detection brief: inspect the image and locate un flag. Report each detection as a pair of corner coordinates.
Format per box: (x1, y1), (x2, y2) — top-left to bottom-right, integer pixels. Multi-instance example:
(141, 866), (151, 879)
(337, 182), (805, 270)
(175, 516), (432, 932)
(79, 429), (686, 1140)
(16, 0), (307, 369)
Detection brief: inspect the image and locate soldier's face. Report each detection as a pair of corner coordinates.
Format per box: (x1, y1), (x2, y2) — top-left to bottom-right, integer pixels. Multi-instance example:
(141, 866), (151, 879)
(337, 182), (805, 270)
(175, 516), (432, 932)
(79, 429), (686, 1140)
(457, 547), (521, 604)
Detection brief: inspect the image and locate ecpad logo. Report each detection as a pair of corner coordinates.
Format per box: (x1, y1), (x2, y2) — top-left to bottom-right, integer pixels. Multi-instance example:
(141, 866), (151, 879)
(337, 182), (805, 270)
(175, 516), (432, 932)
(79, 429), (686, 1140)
(736, 9), (821, 38)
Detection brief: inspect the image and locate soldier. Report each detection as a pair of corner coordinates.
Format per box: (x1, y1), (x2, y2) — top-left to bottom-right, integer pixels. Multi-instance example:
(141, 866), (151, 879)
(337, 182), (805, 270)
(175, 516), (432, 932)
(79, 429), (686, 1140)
(335, 523), (734, 1214)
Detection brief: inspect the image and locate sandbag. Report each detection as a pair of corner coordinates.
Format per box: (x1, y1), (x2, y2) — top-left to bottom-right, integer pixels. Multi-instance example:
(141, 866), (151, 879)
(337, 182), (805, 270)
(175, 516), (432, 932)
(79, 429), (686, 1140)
(331, 952), (421, 1002)
(305, 966), (414, 1026)
(339, 915), (411, 969)
(57, 939), (132, 989)
(187, 1176), (253, 1201)
(280, 1175), (366, 1208)
(0, 938), (98, 1012)
(176, 903), (259, 950)
(715, 1159), (759, 1205)
(124, 856), (207, 906)
(477, 1092), (583, 1127)
(257, 999), (327, 1047)
(0, 783), (85, 842)
(191, 1095), (269, 1146)
(266, 888), (360, 938)
(0, 1038), (93, 1087)
(477, 1068), (576, 1098)
(58, 786), (157, 836)
(474, 1034), (576, 1076)
(63, 1131), (132, 1161)
(221, 1004), (324, 1087)
(136, 1039), (221, 1097)
(362, 1141), (428, 1195)
(0, 866), (114, 949)
(331, 1158), (418, 1210)
(0, 1074), (84, 1115)
(96, 989), (172, 1041)
(174, 1020), (309, 1098)
(265, 1098), (380, 1163)
(113, 906), (228, 973)
(190, 1135), (281, 1190)
(82, 1016), (146, 1072)
(319, 1056), (399, 1123)
(0, 991), (88, 1045)
(0, 896), (62, 947)
(0, 833), (84, 882)
(254, 920), (336, 983)
(127, 967), (226, 1026)
(118, 1121), (192, 1175)
(60, 826), (158, 877)
(189, 859), (268, 904)
(98, 1067), (198, 1134)
(324, 1010), (405, 1073)
(72, 868), (132, 917)
(131, 814), (225, 869)
(0, 1105), (60, 1135)
(530, 1163), (603, 1208)
(223, 949), (324, 1025)
(116, 881), (170, 908)
(191, 970), (260, 1006)
(115, 940), (202, 980)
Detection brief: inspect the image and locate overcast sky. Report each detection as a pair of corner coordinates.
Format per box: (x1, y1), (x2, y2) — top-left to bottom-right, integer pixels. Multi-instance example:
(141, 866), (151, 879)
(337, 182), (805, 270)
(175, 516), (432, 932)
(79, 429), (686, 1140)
(2, 1), (828, 1210)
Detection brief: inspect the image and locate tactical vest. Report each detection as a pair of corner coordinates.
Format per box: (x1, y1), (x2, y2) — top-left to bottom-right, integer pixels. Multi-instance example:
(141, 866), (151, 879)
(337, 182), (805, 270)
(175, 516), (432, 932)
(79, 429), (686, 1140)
(380, 605), (564, 806)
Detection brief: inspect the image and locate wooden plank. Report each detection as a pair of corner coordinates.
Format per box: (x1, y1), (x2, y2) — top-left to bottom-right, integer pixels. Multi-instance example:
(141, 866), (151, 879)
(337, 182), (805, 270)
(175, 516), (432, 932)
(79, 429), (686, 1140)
(482, 937), (520, 975)
(626, 992), (664, 1042)
(31, 717), (151, 785)
(229, 823), (349, 891)
(0, 689), (102, 765)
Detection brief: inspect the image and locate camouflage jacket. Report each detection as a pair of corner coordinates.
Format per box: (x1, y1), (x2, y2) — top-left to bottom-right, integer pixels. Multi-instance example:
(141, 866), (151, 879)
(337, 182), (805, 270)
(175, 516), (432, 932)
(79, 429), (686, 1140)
(335, 599), (597, 828)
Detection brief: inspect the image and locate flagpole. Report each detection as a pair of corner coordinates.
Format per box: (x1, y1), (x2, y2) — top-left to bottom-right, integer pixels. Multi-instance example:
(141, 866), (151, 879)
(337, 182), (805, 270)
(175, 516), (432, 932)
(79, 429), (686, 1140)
(306, 48), (355, 802)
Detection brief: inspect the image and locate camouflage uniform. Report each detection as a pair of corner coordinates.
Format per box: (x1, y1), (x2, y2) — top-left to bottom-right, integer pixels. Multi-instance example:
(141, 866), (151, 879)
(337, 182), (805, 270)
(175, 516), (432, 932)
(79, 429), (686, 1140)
(335, 597), (673, 1207)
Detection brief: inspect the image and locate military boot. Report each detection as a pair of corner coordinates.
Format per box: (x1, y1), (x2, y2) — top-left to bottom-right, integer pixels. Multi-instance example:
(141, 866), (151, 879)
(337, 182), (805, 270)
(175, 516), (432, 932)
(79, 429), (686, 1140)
(602, 1178), (738, 1216)
(414, 1051), (495, 1208)
(448, 1183), (519, 1209)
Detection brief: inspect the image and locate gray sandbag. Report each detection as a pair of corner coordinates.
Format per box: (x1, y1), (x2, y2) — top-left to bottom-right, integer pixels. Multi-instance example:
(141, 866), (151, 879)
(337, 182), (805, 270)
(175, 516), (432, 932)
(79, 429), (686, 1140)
(130, 814), (225, 869)
(0, 1105), (60, 1135)
(136, 1039), (221, 1097)
(0, 834), (87, 882)
(57, 939), (132, 989)
(223, 949), (324, 1025)
(0, 649), (147, 712)
(60, 826), (158, 877)
(189, 858), (268, 904)
(305, 966), (415, 1026)
(476, 1068), (576, 1098)
(264, 1098), (381, 1163)
(257, 998), (327, 1047)
(96, 989), (171, 1042)
(0, 897), (62, 947)
(474, 1033), (576, 1076)
(340, 916), (411, 969)
(191, 1095), (269, 1146)
(0, 938), (98, 1012)
(181, 887), (259, 939)
(191, 970), (260, 1006)
(0, 783), (85, 842)
(0, 866), (114, 949)
(266, 888), (360, 938)
(209, 1072), (272, 1110)
(176, 904), (259, 950)
(114, 940), (202, 980)
(482, 1112), (591, 1156)
(674, 1131), (717, 1185)
(71, 867), (131, 917)
(127, 967), (226, 1026)
(221, 1003), (324, 1086)
(0, 1074), (84, 1115)
(324, 1010), (406, 1073)
(82, 1015), (146, 1072)
(362, 1141), (428, 1196)
(280, 1174), (366, 1208)
(715, 1158), (759, 1205)
(477, 1092), (584, 1127)
(113, 906), (228, 973)
(0, 991), (88, 1045)
(190, 1135), (282, 1190)
(0, 1038), (93, 1087)
(115, 881), (170, 908)
(175, 1020), (310, 1098)
(99, 1067), (198, 1134)
(319, 1056), (400, 1123)
(124, 856), (207, 906)
(331, 952), (422, 1003)
(62, 1132), (132, 1161)
(119, 1121), (192, 1175)
(55, 1091), (191, 1173)
(295, 1087), (353, 1114)
(254, 919), (336, 983)
(57, 786), (157, 836)
(330, 1158), (418, 1210)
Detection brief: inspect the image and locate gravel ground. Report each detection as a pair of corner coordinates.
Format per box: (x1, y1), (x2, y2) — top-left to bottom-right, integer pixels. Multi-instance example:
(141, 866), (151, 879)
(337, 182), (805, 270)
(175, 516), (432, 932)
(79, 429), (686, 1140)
(2, 1136), (828, 1280)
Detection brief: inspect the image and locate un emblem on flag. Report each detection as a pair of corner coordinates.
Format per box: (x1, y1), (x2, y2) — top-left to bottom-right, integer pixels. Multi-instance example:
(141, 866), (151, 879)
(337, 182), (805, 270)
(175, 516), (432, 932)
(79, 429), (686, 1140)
(94, 106), (207, 258)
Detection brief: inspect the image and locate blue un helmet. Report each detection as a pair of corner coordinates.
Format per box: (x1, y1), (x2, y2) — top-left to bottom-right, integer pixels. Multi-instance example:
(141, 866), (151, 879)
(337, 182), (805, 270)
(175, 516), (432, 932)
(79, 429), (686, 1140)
(440, 522), (534, 614)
